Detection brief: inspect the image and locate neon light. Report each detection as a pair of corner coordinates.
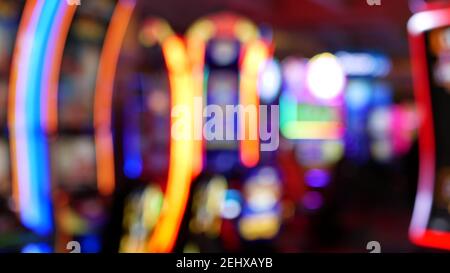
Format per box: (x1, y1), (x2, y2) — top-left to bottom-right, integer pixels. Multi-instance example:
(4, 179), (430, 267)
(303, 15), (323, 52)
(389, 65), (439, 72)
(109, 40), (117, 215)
(21, 243), (52, 253)
(280, 93), (343, 140)
(94, 0), (136, 196)
(239, 40), (269, 167)
(8, 0), (38, 224)
(345, 80), (372, 111)
(408, 7), (450, 250)
(408, 7), (450, 35)
(306, 53), (346, 102)
(186, 19), (213, 177)
(305, 169), (330, 188)
(282, 121), (343, 140)
(336, 51), (392, 77)
(258, 58), (282, 103)
(281, 57), (308, 101)
(147, 36), (195, 253)
(41, 2), (76, 133)
(8, 0), (75, 235)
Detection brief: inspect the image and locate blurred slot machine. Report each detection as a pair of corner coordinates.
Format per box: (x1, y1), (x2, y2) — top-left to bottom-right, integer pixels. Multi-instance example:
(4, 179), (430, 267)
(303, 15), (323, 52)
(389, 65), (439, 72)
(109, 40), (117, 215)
(97, 10), (197, 253)
(408, 1), (450, 251)
(108, 16), (174, 253)
(178, 13), (284, 252)
(51, 0), (117, 253)
(0, 0), (38, 253)
(278, 54), (346, 249)
(280, 54), (345, 207)
(337, 51), (393, 163)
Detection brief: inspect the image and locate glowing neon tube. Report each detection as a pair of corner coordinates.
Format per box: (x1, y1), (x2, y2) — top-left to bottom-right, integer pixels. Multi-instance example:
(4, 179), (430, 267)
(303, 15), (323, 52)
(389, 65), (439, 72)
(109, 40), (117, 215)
(8, 0), (76, 235)
(239, 40), (269, 167)
(408, 6), (450, 250)
(94, 0), (136, 196)
(139, 22), (195, 252)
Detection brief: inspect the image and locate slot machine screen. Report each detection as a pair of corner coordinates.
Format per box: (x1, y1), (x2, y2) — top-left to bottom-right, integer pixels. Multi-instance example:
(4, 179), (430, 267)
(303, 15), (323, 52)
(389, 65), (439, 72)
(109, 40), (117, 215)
(205, 39), (240, 151)
(425, 26), (450, 232)
(51, 137), (97, 190)
(206, 70), (239, 150)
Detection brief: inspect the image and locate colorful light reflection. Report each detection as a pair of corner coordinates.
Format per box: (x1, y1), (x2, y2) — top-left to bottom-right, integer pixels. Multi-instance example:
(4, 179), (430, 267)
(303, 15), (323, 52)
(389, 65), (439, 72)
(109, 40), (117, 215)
(9, 0), (76, 235)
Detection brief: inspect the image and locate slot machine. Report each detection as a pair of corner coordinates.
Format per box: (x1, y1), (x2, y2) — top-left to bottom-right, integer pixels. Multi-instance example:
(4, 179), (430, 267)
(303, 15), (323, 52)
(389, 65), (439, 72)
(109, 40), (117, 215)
(176, 12), (283, 253)
(278, 53), (347, 250)
(99, 12), (196, 253)
(279, 53), (346, 207)
(52, 0), (118, 253)
(337, 51), (393, 163)
(6, 0), (124, 253)
(408, 0), (450, 251)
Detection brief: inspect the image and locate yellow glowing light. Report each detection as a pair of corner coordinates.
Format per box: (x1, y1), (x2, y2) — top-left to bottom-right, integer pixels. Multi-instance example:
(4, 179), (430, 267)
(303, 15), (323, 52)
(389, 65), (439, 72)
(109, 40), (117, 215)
(139, 18), (174, 47)
(281, 121), (343, 140)
(146, 35), (195, 253)
(234, 19), (260, 43)
(239, 40), (270, 167)
(238, 213), (280, 241)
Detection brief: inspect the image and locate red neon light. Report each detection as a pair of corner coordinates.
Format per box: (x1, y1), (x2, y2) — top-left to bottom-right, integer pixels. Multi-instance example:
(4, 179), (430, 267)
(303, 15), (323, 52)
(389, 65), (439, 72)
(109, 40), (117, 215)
(408, 6), (450, 251)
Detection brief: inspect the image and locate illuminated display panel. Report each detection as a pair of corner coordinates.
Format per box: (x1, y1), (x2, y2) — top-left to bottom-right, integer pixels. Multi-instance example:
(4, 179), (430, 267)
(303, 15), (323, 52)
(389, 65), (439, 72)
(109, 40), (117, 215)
(280, 54), (345, 142)
(205, 39), (240, 152)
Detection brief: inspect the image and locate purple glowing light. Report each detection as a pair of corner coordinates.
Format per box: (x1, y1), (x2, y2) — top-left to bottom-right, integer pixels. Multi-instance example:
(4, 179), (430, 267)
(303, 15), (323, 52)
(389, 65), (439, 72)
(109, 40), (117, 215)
(305, 169), (330, 188)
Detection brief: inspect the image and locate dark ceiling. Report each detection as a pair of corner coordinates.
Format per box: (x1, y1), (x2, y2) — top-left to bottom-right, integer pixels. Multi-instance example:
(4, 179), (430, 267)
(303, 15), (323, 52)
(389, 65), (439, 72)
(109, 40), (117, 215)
(137, 0), (413, 57)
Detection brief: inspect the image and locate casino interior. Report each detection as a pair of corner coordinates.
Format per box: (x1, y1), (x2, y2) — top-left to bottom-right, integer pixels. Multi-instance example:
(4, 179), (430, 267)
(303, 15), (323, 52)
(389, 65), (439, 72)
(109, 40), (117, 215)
(0, 0), (450, 253)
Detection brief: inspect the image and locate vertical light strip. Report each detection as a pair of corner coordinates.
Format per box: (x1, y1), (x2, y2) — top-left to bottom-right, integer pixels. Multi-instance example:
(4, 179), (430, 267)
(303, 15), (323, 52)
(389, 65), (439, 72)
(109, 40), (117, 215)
(8, 0), (72, 235)
(239, 40), (269, 167)
(8, 0), (38, 226)
(147, 35), (194, 253)
(186, 19), (216, 177)
(94, 0), (136, 196)
(41, 3), (77, 133)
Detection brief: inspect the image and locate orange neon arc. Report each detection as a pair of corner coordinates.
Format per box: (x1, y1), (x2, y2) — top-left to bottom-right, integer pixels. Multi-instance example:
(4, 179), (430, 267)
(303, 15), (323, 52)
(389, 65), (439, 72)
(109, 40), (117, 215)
(94, 0), (136, 196)
(146, 35), (195, 253)
(239, 40), (270, 168)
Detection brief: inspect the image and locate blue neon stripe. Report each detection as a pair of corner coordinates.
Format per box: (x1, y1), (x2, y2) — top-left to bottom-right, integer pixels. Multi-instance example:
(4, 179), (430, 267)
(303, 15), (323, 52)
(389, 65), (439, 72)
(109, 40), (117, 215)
(22, 0), (63, 235)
